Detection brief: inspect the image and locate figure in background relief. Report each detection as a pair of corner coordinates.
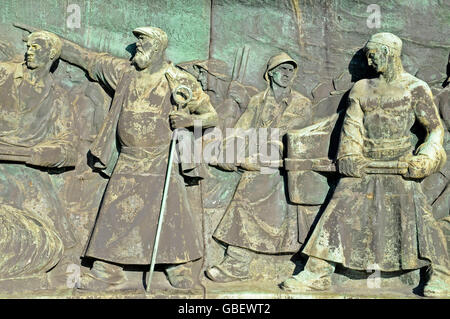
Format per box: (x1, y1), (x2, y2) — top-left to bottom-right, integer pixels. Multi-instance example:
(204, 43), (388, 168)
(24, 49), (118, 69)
(177, 58), (258, 219)
(420, 53), (450, 240)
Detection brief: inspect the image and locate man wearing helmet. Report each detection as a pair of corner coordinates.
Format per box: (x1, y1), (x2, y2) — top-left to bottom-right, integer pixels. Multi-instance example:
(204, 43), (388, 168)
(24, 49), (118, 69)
(205, 52), (313, 282)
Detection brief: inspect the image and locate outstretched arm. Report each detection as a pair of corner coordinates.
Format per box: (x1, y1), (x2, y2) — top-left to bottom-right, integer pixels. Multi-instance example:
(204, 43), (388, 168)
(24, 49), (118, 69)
(14, 23), (128, 91)
(14, 23), (90, 70)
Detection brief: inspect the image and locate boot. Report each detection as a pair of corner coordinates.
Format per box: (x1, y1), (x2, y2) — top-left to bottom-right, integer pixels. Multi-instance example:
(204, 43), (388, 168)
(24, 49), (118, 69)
(423, 264), (450, 297)
(205, 246), (252, 283)
(165, 260), (200, 289)
(281, 257), (335, 292)
(79, 260), (132, 291)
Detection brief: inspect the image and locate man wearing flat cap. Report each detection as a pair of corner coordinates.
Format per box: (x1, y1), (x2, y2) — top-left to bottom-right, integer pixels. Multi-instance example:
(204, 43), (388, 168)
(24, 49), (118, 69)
(282, 33), (450, 296)
(205, 52), (313, 282)
(34, 26), (218, 290)
(178, 58), (257, 132)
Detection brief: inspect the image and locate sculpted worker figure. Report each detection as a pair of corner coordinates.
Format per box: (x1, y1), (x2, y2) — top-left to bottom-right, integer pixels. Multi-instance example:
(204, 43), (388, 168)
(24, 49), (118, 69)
(206, 52), (313, 282)
(192, 59), (257, 131)
(44, 26), (218, 290)
(0, 31), (77, 282)
(178, 59), (258, 212)
(282, 33), (450, 297)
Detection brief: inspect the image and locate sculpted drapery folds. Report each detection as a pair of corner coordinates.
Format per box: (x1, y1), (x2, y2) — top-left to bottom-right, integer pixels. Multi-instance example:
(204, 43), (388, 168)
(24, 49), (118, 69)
(282, 33), (449, 297)
(0, 31), (77, 281)
(206, 52), (313, 283)
(46, 26), (218, 290)
(1, 17), (448, 298)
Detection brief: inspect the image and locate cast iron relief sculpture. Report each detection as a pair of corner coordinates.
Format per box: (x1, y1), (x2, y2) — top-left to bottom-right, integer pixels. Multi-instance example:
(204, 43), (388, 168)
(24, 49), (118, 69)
(3, 24), (448, 298)
(281, 33), (450, 297)
(22, 26), (218, 291)
(60, 65), (111, 255)
(177, 59), (261, 271)
(0, 31), (78, 287)
(205, 53), (314, 282)
(420, 54), (450, 247)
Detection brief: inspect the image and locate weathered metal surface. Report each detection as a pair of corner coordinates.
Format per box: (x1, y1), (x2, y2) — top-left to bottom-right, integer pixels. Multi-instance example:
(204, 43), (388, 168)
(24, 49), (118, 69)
(0, 0), (447, 299)
(282, 32), (449, 297)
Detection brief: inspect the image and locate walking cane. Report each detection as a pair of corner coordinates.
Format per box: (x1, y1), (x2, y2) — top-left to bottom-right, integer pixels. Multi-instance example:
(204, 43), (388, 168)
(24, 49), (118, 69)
(146, 84), (193, 293)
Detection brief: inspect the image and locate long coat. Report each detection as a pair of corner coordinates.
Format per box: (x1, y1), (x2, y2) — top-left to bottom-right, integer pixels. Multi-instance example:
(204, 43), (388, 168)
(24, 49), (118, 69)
(83, 54), (212, 265)
(303, 75), (449, 271)
(213, 88), (312, 253)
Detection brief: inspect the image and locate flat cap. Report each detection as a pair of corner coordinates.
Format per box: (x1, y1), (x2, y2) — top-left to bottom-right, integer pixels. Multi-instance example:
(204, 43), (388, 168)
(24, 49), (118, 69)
(132, 26), (168, 48)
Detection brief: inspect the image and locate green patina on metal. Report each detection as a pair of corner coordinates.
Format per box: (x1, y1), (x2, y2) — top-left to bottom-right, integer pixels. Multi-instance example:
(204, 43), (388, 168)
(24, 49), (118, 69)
(0, 0), (210, 63)
(0, 0), (448, 297)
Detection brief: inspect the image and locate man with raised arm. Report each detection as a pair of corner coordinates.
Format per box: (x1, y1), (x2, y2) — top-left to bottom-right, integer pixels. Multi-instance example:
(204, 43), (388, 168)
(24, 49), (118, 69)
(31, 26), (218, 290)
(281, 33), (449, 297)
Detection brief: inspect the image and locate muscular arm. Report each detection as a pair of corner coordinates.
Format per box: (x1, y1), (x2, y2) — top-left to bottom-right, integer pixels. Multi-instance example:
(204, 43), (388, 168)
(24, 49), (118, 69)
(13, 23), (127, 91)
(409, 82), (446, 177)
(336, 82), (369, 177)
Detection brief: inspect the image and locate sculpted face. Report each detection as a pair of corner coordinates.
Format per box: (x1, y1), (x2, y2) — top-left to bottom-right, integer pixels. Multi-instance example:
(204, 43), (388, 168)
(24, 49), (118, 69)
(133, 35), (161, 70)
(365, 42), (390, 74)
(26, 37), (52, 70)
(268, 63), (295, 88)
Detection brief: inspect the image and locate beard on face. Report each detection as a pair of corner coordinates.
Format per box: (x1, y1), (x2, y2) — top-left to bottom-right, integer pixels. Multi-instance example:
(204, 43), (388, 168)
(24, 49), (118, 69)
(132, 49), (153, 70)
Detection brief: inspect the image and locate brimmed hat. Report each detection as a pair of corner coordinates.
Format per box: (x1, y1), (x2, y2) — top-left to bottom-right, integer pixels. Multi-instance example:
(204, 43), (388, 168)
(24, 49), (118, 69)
(193, 59), (231, 81)
(264, 52), (298, 81)
(132, 26), (168, 49)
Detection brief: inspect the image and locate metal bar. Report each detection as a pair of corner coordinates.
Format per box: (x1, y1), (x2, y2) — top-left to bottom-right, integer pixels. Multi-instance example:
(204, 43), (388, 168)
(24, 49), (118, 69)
(146, 130), (177, 293)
